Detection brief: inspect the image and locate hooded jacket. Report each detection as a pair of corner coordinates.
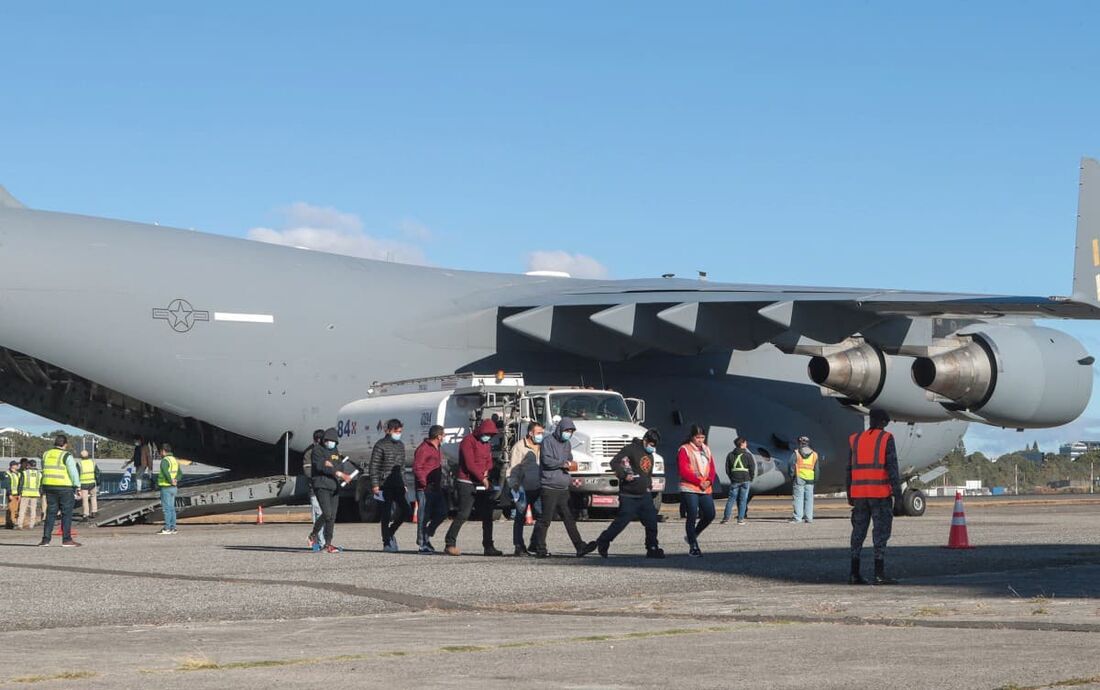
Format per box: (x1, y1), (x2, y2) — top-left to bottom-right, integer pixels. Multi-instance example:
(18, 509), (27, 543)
(311, 428), (341, 493)
(611, 438), (656, 496)
(540, 417), (576, 491)
(456, 419), (498, 484)
(789, 446), (820, 483)
(726, 448), (756, 484)
(370, 434), (408, 490)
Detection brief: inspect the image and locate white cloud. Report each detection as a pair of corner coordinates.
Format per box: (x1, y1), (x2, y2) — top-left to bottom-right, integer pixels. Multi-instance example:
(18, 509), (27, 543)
(526, 250), (610, 279)
(247, 202), (429, 265)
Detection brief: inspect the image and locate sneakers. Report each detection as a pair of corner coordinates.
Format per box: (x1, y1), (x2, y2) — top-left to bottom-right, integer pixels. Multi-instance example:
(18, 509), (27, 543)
(419, 544), (434, 554)
(788, 518), (802, 524)
(383, 538), (398, 553)
(597, 541), (609, 558)
(848, 573), (869, 585)
(167, 529), (178, 535)
(323, 544), (342, 554)
(483, 545), (503, 557)
(307, 534), (318, 550)
(444, 545), (461, 557)
(422, 539), (435, 554)
(533, 550), (550, 559)
(646, 547), (665, 559)
(576, 541), (598, 558)
(157, 528), (172, 535)
(737, 519), (746, 525)
(720, 519), (729, 525)
(689, 545), (702, 557)
(61, 540), (82, 547)
(36, 539), (50, 547)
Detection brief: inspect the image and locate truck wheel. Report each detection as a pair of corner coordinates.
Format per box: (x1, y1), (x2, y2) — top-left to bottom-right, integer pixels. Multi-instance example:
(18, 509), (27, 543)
(903, 489), (926, 517)
(492, 508), (504, 522)
(357, 493), (380, 523)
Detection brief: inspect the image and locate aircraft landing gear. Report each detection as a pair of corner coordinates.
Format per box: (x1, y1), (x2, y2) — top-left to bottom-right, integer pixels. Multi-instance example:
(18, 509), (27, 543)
(894, 487), (927, 517)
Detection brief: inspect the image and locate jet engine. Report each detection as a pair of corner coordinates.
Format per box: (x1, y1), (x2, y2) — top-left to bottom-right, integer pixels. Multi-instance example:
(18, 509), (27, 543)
(911, 325), (1094, 428)
(808, 342), (954, 422)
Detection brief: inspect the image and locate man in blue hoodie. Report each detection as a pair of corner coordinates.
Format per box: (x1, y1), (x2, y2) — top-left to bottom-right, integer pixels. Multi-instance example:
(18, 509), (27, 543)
(530, 417), (597, 558)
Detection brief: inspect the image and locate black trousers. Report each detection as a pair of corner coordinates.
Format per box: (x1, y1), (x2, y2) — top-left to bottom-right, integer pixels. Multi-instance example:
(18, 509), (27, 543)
(597, 494), (659, 551)
(530, 487), (585, 553)
(444, 482), (496, 548)
(310, 488), (338, 545)
(379, 484), (410, 545)
(42, 488), (74, 542)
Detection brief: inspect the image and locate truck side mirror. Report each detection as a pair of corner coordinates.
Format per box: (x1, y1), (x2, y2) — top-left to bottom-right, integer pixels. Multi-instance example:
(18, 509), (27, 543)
(625, 398), (646, 424)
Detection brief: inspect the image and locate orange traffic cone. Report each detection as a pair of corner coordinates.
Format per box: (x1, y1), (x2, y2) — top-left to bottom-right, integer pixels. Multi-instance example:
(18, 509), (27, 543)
(411, 500), (419, 524)
(944, 492), (974, 549)
(256, 505), (265, 525)
(524, 504), (534, 526)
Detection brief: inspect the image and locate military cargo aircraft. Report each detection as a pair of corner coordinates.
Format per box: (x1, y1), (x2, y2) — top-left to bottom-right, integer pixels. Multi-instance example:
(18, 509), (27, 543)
(0, 160), (1096, 517)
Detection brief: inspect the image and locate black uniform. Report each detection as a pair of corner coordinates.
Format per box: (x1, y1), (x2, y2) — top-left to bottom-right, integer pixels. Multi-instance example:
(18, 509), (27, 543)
(309, 430), (341, 546)
(370, 436), (409, 547)
(595, 439), (661, 555)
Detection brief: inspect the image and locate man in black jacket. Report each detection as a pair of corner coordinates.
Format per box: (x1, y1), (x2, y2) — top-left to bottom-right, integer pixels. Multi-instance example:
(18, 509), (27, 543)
(302, 429), (326, 549)
(595, 429), (664, 559)
(721, 436), (756, 525)
(370, 418), (409, 553)
(308, 427), (350, 553)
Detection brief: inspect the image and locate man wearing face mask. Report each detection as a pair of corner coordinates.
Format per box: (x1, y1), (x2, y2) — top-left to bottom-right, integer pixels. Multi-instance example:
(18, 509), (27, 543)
(507, 422), (544, 556)
(531, 417), (598, 559)
(595, 429), (665, 559)
(370, 419), (409, 553)
(444, 419), (502, 556)
(307, 427), (350, 553)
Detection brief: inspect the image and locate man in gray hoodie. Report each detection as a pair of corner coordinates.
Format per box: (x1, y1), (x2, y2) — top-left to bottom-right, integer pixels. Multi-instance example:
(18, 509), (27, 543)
(530, 417), (597, 558)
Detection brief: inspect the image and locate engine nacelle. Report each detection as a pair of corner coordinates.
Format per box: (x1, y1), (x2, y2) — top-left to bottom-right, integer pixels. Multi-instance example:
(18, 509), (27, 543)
(911, 325), (1094, 428)
(808, 343), (954, 422)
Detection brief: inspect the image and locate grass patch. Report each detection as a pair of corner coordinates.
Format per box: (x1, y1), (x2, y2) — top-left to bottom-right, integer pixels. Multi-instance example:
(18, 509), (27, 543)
(439, 645), (490, 653)
(995, 677), (1100, 690)
(378, 651), (409, 657)
(12, 671), (96, 683)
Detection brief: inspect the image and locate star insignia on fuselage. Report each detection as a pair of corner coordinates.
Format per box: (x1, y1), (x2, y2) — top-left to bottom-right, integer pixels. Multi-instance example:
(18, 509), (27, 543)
(152, 299), (210, 333)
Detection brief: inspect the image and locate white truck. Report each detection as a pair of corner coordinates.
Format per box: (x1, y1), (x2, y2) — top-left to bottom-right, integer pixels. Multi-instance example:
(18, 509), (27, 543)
(334, 372), (663, 521)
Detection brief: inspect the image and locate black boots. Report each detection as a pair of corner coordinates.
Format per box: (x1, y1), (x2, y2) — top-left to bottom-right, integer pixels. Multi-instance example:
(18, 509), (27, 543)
(848, 558), (868, 585)
(873, 558), (898, 585)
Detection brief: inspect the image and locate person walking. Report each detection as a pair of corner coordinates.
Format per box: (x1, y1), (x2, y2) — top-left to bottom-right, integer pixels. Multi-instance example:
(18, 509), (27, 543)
(529, 417), (598, 559)
(17, 459), (42, 529)
(412, 425), (448, 554)
(595, 429), (664, 558)
(678, 424), (717, 557)
(156, 444), (181, 535)
(507, 422), (544, 556)
(721, 437), (755, 525)
(370, 419), (409, 553)
(78, 450), (100, 521)
(789, 436), (820, 524)
(38, 434), (81, 547)
(848, 409), (903, 585)
(307, 428), (351, 554)
(302, 429), (326, 549)
(444, 419), (503, 556)
(4, 460), (20, 529)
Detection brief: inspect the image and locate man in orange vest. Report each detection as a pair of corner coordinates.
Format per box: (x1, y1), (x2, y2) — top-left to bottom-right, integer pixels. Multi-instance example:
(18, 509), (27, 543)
(847, 409), (902, 585)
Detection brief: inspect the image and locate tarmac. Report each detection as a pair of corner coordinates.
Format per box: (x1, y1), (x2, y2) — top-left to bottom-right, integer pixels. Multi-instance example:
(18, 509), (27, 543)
(2, 495), (1099, 689)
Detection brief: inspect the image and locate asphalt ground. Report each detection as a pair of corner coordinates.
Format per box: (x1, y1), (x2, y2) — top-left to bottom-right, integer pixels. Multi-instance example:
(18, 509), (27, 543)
(1, 496), (1099, 689)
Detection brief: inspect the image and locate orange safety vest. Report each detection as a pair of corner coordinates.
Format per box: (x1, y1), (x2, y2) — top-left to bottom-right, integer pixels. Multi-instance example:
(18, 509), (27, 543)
(848, 429), (892, 499)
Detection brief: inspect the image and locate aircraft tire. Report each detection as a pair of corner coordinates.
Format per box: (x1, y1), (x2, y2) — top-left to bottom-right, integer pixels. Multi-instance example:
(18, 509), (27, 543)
(902, 488), (926, 517)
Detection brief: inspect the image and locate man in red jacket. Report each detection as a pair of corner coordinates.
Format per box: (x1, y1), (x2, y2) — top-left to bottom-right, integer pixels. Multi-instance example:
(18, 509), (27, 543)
(443, 419), (503, 556)
(413, 425), (448, 554)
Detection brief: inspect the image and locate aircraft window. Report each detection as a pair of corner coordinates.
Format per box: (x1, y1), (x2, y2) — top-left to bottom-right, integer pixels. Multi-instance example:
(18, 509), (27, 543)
(549, 393), (631, 422)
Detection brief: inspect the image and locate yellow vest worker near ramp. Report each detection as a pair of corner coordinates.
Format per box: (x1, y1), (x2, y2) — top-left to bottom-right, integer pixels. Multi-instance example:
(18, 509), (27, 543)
(157, 444), (182, 535)
(38, 434), (81, 547)
(78, 450), (99, 520)
(17, 460), (42, 529)
(789, 436), (820, 524)
(4, 460), (20, 529)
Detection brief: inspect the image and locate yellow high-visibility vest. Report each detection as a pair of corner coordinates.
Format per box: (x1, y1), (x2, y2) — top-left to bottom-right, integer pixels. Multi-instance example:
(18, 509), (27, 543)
(795, 451), (818, 481)
(42, 448), (74, 488)
(158, 455), (180, 487)
(21, 469), (42, 498)
(5, 470), (20, 496)
(79, 458), (96, 485)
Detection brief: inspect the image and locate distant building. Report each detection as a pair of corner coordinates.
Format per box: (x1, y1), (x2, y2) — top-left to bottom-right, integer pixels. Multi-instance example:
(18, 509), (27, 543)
(1059, 441), (1100, 460)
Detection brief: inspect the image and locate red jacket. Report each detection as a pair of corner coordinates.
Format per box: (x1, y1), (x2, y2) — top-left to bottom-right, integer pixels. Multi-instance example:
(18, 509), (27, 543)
(456, 419), (498, 483)
(678, 443), (717, 494)
(412, 439), (442, 491)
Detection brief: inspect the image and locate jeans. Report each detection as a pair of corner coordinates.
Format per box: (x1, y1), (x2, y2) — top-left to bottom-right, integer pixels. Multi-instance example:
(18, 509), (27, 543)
(309, 493), (326, 546)
(160, 486), (178, 530)
(792, 478), (814, 522)
(379, 484), (410, 546)
(310, 488), (338, 545)
(681, 492), (715, 547)
(416, 488), (448, 546)
(723, 481), (751, 522)
(42, 488), (75, 542)
(597, 493), (658, 551)
(512, 488), (542, 548)
(530, 487), (586, 553)
(444, 482), (496, 548)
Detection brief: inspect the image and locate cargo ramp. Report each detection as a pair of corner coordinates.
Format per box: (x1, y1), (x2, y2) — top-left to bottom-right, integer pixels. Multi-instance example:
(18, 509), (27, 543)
(93, 475), (303, 527)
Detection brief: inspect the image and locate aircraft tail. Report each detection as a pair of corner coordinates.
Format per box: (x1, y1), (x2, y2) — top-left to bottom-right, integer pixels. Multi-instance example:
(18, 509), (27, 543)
(1073, 158), (1100, 305)
(0, 185), (25, 209)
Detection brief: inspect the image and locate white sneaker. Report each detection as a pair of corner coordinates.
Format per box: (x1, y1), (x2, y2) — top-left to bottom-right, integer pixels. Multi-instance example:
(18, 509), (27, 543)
(157, 528), (171, 535)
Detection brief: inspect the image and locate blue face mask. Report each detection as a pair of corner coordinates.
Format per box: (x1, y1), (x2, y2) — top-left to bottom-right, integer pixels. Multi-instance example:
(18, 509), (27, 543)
(533, 433), (544, 444)
(479, 434), (492, 443)
(561, 431), (573, 441)
(390, 433), (402, 442)
(644, 445), (656, 454)
(324, 441), (336, 450)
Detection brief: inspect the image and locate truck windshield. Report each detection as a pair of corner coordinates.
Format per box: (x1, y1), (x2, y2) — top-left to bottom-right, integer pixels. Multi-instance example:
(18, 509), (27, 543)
(548, 393), (632, 422)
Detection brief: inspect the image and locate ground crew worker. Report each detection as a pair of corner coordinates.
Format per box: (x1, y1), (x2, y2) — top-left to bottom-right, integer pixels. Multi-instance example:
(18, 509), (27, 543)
(678, 424), (717, 557)
(507, 422), (544, 556)
(78, 450), (100, 520)
(17, 459), (42, 529)
(529, 417), (598, 559)
(721, 437), (755, 525)
(38, 434), (81, 547)
(847, 409), (902, 585)
(307, 427), (349, 553)
(370, 419), (409, 553)
(157, 444), (182, 535)
(789, 435), (820, 524)
(444, 419), (504, 557)
(595, 429), (664, 558)
(4, 460), (20, 529)
(302, 429), (326, 549)
(412, 425), (448, 554)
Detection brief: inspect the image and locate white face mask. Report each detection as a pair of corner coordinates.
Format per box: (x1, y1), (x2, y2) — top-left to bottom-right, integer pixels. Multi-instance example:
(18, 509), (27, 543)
(390, 432), (402, 442)
(324, 441), (336, 450)
(561, 431), (573, 441)
(479, 435), (492, 443)
(644, 445), (656, 454)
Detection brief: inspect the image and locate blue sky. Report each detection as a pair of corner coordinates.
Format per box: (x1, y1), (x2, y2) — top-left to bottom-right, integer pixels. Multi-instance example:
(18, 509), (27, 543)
(2, 2), (1099, 454)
